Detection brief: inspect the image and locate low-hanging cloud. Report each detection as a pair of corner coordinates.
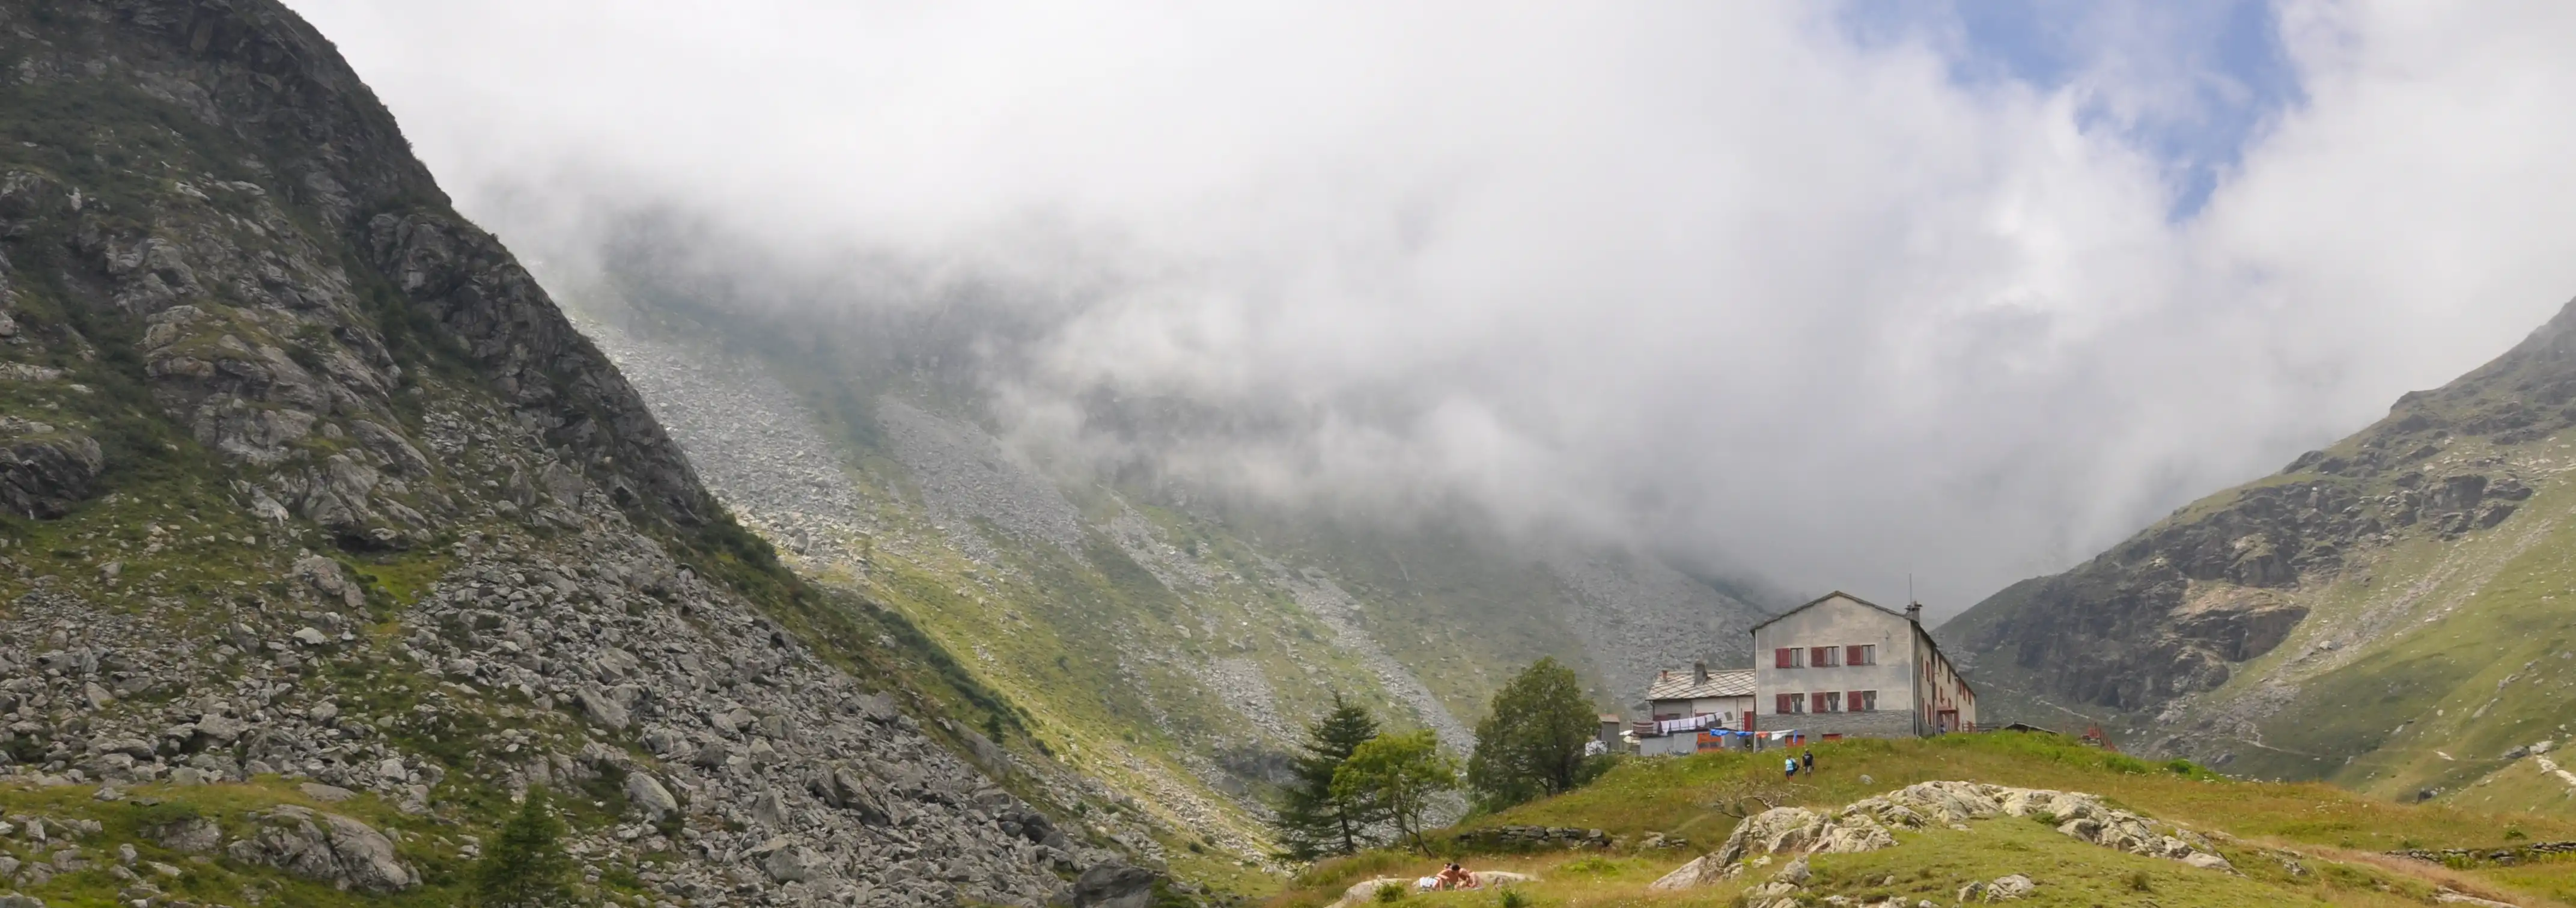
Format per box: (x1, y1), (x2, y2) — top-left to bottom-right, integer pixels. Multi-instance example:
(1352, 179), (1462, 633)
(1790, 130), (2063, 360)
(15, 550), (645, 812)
(290, 0), (2576, 616)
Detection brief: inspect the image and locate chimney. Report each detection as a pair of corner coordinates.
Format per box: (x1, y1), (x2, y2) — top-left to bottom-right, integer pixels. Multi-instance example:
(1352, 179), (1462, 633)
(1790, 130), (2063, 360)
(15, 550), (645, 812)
(1693, 661), (1709, 683)
(1905, 601), (1922, 624)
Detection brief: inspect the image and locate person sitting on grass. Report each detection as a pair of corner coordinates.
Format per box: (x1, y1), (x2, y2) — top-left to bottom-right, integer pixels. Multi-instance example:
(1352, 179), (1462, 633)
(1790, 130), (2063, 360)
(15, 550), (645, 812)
(1434, 863), (1478, 890)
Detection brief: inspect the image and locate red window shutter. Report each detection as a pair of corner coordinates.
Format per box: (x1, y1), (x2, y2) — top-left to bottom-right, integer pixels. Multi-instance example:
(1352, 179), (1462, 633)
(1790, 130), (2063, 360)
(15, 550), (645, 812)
(1849, 690), (1865, 712)
(1775, 693), (1792, 714)
(1775, 648), (1793, 668)
(1845, 645), (1863, 665)
(1810, 646), (1828, 666)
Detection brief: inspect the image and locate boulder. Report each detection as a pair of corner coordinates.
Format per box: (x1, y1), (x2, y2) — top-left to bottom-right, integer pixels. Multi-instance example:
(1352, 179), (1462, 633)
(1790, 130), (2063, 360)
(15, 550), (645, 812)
(624, 772), (679, 822)
(1987, 874), (2035, 900)
(1336, 878), (1411, 907)
(2182, 852), (2235, 872)
(145, 816), (222, 853)
(575, 686), (630, 730)
(1647, 853), (1735, 890)
(751, 836), (827, 883)
(1075, 864), (1160, 908)
(0, 431), (104, 519)
(292, 553), (368, 609)
(230, 806), (418, 893)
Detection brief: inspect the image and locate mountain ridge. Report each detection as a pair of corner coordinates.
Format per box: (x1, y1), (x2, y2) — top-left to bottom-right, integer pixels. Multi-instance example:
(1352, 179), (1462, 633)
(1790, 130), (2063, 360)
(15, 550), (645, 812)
(0, 3), (1159, 906)
(1946, 294), (2576, 806)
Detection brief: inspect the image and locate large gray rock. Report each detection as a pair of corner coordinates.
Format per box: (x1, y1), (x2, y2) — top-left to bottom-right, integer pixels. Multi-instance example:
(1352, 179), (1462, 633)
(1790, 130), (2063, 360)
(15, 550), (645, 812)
(625, 772), (680, 822)
(0, 430), (103, 519)
(576, 686), (631, 730)
(1987, 874), (2036, 900)
(1074, 864), (1159, 908)
(754, 837), (828, 883)
(293, 554), (368, 609)
(1648, 854), (1734, 890)
(145, 816), (222, 853)
(228, 806), (418, 893)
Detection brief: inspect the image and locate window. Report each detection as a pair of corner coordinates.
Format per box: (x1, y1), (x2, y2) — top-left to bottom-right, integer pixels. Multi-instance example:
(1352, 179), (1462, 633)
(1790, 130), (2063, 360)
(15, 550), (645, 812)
(1819, 691), (1842, 713)
(1775, 693), (1806, 714)
(1853, 690), (1877, 712)
(1774, 647), (1804, 669)
(1847, 644), (1875, 666)
(1811, 646), (1839, 667)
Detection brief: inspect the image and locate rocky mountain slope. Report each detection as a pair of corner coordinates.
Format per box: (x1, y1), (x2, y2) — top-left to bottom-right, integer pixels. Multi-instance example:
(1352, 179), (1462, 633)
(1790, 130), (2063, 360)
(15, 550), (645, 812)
(521, 219), (1778, 863)
(0, 3), (1149, 906)
(1945, 294), (2576, 808)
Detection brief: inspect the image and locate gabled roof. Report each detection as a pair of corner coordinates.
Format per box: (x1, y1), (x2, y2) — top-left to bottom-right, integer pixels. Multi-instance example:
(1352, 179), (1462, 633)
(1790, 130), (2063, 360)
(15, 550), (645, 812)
(1645, 668), (1756, 701)
(1753, 591), (1976, 699)
(1750, 590), (1911, 631)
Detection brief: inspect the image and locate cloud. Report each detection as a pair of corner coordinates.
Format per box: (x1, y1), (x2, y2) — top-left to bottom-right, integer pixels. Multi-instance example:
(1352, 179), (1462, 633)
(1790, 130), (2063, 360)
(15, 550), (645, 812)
(290, 0), (2576, 615)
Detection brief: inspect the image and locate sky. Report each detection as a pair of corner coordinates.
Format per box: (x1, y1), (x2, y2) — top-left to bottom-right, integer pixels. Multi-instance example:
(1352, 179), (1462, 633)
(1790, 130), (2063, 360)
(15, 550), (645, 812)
(290, 0), (2576, 618)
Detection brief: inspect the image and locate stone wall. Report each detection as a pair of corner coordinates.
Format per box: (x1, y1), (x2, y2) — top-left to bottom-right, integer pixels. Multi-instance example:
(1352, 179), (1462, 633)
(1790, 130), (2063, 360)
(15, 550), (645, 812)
(1773, 708), (1917, 742)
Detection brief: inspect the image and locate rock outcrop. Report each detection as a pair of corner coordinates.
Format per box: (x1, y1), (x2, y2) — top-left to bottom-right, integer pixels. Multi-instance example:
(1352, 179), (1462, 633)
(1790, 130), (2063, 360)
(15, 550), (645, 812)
(1651, 781), (2231, 893)
(0, 422), (102, 520)
(225, 806), (417, 894)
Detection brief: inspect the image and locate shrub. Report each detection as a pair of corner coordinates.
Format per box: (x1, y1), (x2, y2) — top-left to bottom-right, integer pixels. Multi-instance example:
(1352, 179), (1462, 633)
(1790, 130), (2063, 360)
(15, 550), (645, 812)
(1374, 882), (1407, 903)
(2126, 870), (2154, 892)
(1559, 856), (1620, 875)
(1498, 888), (1529, 908)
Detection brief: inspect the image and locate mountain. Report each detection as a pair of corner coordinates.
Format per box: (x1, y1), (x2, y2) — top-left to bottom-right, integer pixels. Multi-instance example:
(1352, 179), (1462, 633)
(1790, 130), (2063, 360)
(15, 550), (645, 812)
(0, 4), (1153, 906)
(511, 213), (1781, 856)
(1946, 294), (2576, 809)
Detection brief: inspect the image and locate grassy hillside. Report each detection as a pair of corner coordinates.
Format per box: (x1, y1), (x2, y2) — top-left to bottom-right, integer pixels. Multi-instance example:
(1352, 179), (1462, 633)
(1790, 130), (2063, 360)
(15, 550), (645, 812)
(1269, 733), (2576, 908)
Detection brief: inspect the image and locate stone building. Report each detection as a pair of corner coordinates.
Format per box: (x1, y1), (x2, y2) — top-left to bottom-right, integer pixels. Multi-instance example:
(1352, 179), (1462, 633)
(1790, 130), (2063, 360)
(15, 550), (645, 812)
(1634, 663), (1756, 755)
(1750, 591), (1976, 740)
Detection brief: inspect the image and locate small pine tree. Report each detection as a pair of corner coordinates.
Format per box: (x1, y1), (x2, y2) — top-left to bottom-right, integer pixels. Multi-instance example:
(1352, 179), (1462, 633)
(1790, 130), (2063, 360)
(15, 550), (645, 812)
(1274, 692), (1385, 859)
(475, 790), (576, 908)
(1466, 657), (1601, 811)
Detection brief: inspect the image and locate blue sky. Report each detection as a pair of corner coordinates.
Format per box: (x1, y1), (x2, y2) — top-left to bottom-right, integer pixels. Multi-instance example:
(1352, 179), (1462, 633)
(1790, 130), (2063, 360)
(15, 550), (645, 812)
(1844, 0), (2304, 219)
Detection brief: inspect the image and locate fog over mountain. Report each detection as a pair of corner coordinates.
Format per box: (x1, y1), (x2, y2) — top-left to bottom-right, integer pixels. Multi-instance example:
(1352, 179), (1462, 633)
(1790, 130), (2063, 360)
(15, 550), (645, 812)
(289, 0), (2576, 616)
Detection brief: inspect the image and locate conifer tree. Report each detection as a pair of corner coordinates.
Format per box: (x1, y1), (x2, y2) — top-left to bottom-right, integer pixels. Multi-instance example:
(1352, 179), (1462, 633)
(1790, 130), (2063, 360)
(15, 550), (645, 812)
(1466, 657), (1602, 811)
(475, 790), (576, 908)
(1273, 693), (1384, 859)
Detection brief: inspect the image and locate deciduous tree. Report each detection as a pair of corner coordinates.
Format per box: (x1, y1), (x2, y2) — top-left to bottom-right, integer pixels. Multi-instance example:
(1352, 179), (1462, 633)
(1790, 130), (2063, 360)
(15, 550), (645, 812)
(1333, 730), (1458, 855)
(1467, 657), (1603, 810)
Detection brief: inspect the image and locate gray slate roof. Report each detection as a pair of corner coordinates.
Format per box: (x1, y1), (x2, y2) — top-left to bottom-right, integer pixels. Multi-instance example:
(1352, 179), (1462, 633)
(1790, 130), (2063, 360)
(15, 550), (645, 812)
(1645, 668), (1756, 701)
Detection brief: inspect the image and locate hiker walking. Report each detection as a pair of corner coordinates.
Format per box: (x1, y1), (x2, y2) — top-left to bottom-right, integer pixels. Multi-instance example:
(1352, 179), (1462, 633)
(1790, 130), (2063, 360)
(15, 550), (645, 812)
(1801, 749), (1815, 774)
(1783, 755), (1797, 779)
